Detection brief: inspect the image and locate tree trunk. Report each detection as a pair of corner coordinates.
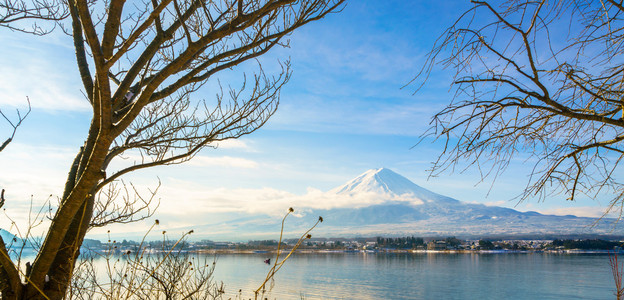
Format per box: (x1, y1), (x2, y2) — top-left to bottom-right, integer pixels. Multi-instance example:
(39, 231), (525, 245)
(43, 196), (94, 299)
(0, 276), (21, 300)
(20, 120), (111, 299)
(19, 195), (97, 300)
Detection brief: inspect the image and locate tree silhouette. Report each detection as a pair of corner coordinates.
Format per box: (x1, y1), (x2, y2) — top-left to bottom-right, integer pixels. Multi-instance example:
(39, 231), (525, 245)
(415, 0), (624, 217)
(0, 0), (344, 299)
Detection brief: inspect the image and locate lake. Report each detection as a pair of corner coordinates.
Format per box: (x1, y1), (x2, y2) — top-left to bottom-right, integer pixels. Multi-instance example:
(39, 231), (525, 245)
(13, 251), (617, 299)
(209, 252), (614, 299)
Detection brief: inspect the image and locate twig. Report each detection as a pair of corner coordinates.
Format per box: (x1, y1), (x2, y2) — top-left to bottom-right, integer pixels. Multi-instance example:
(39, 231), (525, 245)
(255, 208), (323, 299)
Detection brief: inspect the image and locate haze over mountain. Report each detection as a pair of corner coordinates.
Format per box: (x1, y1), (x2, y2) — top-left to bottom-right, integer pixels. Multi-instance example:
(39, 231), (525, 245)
(145, 168), (624, 241)
(0, 229), (26, 248)
(9, 168), (620, 242)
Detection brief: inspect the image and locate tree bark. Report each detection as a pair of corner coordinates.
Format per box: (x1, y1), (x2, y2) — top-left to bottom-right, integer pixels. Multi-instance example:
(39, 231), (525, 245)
(43, 195), (94, 299)
(0, 1), (345, 298)
(21, 119), (111, 299)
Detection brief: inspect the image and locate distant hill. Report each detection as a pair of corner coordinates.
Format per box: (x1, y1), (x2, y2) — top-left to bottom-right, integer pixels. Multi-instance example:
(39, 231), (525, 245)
(0, 229), (24, 248)
(96, 168), (624, 241)
(291, 168), (624, 238)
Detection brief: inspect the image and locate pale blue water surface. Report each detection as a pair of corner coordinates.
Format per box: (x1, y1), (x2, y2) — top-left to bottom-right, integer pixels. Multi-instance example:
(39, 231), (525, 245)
(210, 252), (613, 299)
(13, 251), (615, 299)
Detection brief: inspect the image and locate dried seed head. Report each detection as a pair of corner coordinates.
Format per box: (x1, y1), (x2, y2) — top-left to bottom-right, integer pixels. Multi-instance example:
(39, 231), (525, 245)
(306, 234), (312, 239)
(155, 219), (160, 225)
(319, 216), (323, 222)
(289, 207), (294, 213)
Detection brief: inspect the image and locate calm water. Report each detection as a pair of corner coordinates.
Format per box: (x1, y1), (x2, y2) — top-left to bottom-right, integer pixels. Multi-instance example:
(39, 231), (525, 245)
(14, 251), (616, 299)
(210, 252), (614, 299)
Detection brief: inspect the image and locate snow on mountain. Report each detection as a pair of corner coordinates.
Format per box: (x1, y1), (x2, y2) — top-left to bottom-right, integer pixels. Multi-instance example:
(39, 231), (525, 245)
(299, 168), (624, 237)
(329, 168), (458, 204)
(331, 168), (424, 195)
(100, 168), (624, 241)
(272, 168), (624, 236)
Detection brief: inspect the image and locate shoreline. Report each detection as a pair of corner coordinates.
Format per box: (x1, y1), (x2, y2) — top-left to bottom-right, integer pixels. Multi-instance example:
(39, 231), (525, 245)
(14, 246), (621, 255)
(188, 248), (622, 255)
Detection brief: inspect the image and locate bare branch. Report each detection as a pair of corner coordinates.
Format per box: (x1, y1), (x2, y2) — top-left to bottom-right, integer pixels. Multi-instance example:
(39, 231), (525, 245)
(0, 98), (31, 153)
(0, 0), (68, 35)
(7, 1), (344, 297)
(414, 0), (624, 215)
(90, 180), (160, 228)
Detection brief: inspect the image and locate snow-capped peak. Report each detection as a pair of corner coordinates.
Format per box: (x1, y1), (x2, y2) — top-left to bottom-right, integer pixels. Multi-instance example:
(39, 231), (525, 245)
(330, 168), (437, 198)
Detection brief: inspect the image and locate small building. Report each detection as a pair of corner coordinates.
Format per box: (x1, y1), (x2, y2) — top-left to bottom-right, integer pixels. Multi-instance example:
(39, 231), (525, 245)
(427, 241), (447, 250)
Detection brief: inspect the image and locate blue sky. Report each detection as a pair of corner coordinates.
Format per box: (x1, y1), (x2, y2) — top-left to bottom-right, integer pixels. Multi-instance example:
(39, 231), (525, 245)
(0, 0), (614, 235)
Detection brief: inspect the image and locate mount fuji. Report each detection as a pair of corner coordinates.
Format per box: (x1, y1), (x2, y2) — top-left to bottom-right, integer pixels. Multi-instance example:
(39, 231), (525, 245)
(197, 168), (624, 239)
(95, 168), (624, 241)
(305, 168), (624, 237)
(330, 167), (461, 205)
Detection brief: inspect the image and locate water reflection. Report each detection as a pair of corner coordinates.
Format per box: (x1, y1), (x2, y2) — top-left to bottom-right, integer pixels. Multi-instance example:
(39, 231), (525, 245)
(13, 251), (614, 299)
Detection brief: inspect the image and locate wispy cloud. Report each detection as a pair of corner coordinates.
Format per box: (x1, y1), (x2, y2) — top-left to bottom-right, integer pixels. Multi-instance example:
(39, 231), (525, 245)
(0, 32), (88, 112)
(0, 143), (75, 231)
(467, 200), (509, 207)
(211, 139), (254, 151)
(142, 179), (424, 228)
(187, 155), (259, 169)
(536, 206), (617, 219)
(270, 95), (443, 136)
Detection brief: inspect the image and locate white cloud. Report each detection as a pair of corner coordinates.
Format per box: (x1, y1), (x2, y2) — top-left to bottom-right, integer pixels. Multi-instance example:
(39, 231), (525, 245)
(0, 143), (75, 196)
(0, 143), (74, 231)
(536, 206), (617, 219)
(186, 155), (259, 169)
(105, 152), (260, 176)
(140, 179), (424, 228)
(270, 96), (443, 136)
(468, 200), (508, 207)
(211, 139), (254, 151)
(0, 33), (89, 112)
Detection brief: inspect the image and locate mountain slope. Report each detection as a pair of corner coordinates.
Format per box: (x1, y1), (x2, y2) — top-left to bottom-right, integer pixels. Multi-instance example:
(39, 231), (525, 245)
(98, 168), (624, 241)
(306, 168), (622, 237)
(0, 229), (25, 248)
(330, 168), (459, 204)
(268, 168), (623, 238)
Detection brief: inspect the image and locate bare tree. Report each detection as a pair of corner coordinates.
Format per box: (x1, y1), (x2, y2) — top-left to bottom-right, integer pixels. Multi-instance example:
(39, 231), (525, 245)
(414, 0), (624, 216)
(610, 252), (624, 300)
(63, 208), (321, 300)
(254, 208), (322, 300)
(0, 100), (31, 153)
(68, 229), (224, 300)
(0, 0), (68, 34)
(0, 0), (344, 299)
